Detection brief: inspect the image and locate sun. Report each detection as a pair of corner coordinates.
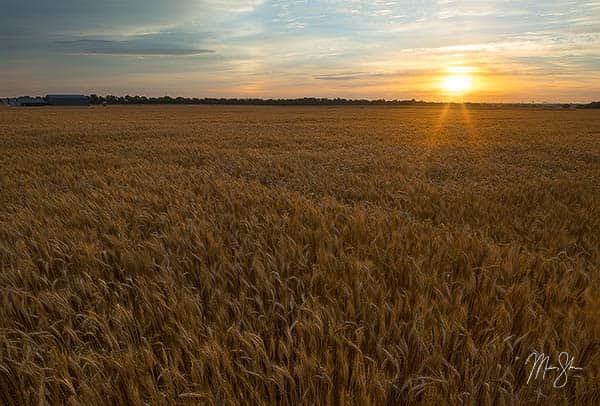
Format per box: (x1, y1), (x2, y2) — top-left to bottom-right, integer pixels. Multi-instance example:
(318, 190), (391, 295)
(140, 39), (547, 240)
(442, 75), (472, 93)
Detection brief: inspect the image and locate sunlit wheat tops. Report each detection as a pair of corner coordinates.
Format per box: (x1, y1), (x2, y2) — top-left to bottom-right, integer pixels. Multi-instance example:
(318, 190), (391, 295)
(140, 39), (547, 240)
(0, 105), (599, 404)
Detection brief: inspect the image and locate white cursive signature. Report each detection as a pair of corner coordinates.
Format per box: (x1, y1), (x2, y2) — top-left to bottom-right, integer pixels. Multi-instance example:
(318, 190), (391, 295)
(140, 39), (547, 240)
(525, 351), (583, 388)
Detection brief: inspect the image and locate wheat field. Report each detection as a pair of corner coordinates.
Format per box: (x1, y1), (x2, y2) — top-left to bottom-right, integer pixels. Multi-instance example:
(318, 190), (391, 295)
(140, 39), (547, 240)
(0, 105), (599, 404)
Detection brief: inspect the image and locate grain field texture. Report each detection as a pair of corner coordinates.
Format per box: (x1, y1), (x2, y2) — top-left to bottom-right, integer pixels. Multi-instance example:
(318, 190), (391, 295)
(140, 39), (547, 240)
(0, 105), (599, 405)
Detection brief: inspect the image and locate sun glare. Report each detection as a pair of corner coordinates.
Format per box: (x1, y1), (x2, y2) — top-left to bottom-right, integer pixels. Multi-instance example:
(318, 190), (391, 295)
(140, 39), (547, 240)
(442, 75), (472, 93)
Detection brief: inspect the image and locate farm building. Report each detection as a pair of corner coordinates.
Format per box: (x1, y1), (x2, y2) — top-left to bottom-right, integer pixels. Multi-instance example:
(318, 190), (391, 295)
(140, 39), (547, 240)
(45, 95), (90, 106)
(8, 97), (47, 106)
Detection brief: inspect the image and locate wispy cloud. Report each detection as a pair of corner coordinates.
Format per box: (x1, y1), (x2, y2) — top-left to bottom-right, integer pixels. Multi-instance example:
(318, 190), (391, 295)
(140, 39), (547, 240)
(314, 72), (370, 81)
(55, 32), (215, 56)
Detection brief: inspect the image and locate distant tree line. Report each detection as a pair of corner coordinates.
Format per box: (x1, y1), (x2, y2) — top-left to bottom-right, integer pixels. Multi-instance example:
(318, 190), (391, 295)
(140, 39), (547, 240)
(87, 95), (600, 108)
(4, 95), (599, 108)
(579, 101), (600, 108)
(89, 95), (430, 106)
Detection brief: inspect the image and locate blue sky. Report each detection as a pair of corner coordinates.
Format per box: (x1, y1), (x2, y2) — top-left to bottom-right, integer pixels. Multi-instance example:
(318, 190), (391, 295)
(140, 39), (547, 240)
(1, 0), (599, 101)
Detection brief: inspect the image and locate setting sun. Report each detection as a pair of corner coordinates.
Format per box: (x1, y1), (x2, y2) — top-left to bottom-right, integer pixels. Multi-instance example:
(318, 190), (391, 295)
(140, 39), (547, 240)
(442, 75), (472, 93)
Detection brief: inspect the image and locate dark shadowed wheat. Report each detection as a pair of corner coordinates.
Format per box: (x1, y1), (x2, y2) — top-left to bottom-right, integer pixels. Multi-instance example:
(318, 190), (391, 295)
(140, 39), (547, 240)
(0, 105), (599, 404)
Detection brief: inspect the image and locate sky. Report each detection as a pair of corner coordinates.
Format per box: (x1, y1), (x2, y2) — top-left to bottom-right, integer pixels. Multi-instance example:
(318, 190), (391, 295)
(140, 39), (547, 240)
(1, 0), (599, 102)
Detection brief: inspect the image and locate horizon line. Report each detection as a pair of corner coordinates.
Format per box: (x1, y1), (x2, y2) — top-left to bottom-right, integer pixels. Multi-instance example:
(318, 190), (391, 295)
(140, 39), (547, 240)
(2, 94), (598, 105)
